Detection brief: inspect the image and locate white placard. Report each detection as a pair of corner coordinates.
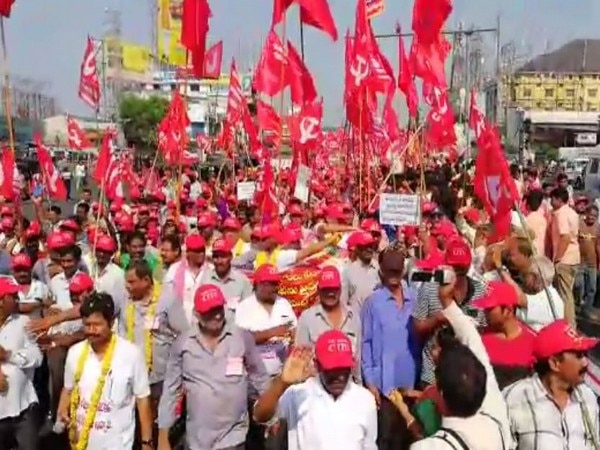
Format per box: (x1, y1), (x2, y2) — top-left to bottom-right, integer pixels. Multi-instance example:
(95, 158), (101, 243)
(237, 181), (256, 201)
(294, 164), (310, 203)
(379, 193), (420, 226)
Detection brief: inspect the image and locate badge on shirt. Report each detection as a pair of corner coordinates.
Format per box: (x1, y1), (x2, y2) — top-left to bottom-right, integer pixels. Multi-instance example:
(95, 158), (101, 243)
(225, 357), (244, 376)
(144, 316), (159, 331)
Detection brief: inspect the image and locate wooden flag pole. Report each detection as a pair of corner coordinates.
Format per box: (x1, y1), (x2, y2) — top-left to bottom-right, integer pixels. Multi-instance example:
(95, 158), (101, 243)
(0, 18), (15, 154)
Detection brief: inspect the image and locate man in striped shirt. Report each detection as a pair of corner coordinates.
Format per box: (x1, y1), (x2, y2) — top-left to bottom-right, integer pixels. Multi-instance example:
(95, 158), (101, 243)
(412, 237), (488, 387)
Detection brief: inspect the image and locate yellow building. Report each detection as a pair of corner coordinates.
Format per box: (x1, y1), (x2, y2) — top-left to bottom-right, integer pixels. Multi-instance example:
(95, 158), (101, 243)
(509, 39), (600, 112)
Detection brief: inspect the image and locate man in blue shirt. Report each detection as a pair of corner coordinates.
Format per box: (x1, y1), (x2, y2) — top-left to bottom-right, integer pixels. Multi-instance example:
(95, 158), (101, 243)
(361, 246), (421, 404)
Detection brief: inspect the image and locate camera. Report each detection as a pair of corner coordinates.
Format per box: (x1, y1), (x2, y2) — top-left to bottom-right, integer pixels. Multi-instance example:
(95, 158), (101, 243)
(410, 268), (453, 285)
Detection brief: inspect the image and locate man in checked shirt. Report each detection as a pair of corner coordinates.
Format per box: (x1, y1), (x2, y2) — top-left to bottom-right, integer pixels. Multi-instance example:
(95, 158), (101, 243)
(503, 320), (600, 449)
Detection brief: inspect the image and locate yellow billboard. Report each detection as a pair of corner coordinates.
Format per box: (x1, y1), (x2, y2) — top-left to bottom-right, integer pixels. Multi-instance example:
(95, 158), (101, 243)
(122, 43), (152, 73)
(104, 38), (152, 74)
(157, 0), (187, 67)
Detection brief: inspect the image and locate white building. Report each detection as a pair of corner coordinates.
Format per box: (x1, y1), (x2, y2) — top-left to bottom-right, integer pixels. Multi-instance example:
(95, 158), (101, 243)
(132, 70), (253, 136)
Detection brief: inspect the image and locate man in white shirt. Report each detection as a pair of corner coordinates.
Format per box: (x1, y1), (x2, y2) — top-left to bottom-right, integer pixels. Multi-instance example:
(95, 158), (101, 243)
(58, 292), (153, 450)
(409, 270), (512, 450)
(235, 264), (297, 377)
(253, 329), (378, 450)
(0, 277), (43, 450)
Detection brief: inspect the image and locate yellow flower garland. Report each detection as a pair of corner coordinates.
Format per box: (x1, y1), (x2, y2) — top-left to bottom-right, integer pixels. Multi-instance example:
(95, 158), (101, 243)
(125, 284), (161, 369)
(255, 247), (281, 269)
(233, 238), (245, 257)
(69, 333), (117, 450)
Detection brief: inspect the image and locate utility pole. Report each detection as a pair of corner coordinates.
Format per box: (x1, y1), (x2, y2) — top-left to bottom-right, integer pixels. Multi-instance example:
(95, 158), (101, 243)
(362, 24), (500, 155)
(102, 8), (123, 121)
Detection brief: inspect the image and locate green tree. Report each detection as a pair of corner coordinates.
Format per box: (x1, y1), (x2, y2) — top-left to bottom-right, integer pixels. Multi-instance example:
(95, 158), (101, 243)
(119, 95), (169, 151)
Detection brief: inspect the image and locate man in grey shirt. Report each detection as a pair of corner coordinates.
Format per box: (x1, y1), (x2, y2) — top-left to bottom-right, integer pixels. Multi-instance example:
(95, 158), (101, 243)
(296, 266), (362, 383)
(157, 284), (269, 450)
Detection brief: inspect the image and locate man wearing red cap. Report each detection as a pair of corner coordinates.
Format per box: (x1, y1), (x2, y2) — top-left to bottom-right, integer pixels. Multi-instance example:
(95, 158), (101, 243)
(472, 281), (537, 388)
(504, 319), (600, 449)
(11, 253), (49, 319)
(253, 330), (377, 449)
(166, 233), (210, 325)
(84, 233), (128, 309)
(0, 277), (43, 450)
(296, 266), (362, 383)
(158, 284), (269, 450)
(342, 230), (379, 309)
(235, 264), (297, 377)
(198, 237), (252, 311)
(413, 236), (488, 387)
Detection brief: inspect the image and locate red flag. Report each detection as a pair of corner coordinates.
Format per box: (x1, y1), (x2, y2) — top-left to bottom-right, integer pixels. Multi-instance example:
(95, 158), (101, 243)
(252, 30), (289, 98)
(273, 0), (338, 42)
(411, 0), (452, 45)
(287, 40), (318, 106)
(34, 136), (68, 201)
(66, 115), (93, 150)
(0, 0), (15, 17)
(78, 37), (101, 110)
(397, 27), (419, 118)
(181, 0), (212, 78)
(94, 130), (117, 184)
(0, 146), (14, 200)
(202, 40), (223, 79)
(472, 113), (519, 240)
(364, 0), (384, 20)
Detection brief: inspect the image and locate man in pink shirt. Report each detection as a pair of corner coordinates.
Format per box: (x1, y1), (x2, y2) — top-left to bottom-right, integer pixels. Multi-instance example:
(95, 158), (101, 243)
(550, 187), (580, 326)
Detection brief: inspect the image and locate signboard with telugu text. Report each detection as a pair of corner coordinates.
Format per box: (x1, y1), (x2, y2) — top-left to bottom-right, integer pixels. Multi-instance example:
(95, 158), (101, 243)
(379, 193), (420, 226)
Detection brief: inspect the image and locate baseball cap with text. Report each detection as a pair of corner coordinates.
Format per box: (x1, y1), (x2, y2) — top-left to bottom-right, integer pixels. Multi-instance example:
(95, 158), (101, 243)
(314, 329), (354, 370)
(194, 284), (226, 313)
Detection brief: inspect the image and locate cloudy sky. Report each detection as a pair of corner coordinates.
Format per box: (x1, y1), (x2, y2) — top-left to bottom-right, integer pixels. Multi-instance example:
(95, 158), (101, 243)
(4, 0), (600, 124)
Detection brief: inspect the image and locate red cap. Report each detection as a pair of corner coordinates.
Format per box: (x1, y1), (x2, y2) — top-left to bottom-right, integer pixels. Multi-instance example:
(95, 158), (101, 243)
(197, 213), (216, 228)
(277, 228), (302, 246)
(288, 205), (303, 217)
(318, 266), (341, 289)
(185, 234), (206, 252)
(314, 329), (354, 370)
(422, 201), (437, 214)
(534, 320), (599, 360)
(430, 222), (456, 239)
(360, 218), (381, 233)
(254, 264), (281, 283)
(11, 254), (32, 270)
(24, 226), (40, 240)
(222, 217), (241, 231)
(47, 232), (75, 250)
(0, 206), (12, 216)
(96, 235), (116, 253)
(445, 237), (472, 268)
(251, 226), (265, 239)
(472, 281), (519, 309)
(69, 273), (95, 294)
(212, 238), (234, 254)
(0, 277), (20, 296)
(415, 250), (446, 271)
(354, 231), (376, 247)
(194, 284), (226, 313)
(196, 198), (208, 209)
(118, 215), (135, 232)
(326, 204), (346, 220)
(1, 217), (14, 230)
(463, 208), (481, 224)
(60, 219), (80, 232)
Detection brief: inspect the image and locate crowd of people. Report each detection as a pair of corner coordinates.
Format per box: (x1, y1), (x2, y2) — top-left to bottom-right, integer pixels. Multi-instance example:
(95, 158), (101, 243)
(0, 160), (599, 450)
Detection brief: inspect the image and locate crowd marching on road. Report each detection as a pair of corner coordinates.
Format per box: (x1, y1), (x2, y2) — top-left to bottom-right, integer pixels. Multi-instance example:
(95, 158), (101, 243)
(0, 159), (599, 450)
